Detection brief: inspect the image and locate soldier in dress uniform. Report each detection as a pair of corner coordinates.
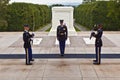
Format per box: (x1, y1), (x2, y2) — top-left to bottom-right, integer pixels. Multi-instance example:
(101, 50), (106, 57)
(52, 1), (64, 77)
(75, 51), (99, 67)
(57, 20), (68, 56)
(23, 24), (34, 65)
(90, 24), (103, 65)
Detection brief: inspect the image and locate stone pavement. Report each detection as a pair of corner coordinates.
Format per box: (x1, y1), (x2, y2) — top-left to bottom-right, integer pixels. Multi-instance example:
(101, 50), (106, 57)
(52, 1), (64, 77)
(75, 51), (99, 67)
(0, 31), (120, 80)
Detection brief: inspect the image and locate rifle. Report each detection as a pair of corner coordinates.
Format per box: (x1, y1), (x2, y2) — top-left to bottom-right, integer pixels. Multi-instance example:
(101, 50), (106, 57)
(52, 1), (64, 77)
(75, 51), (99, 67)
(90, 24), (97, 39)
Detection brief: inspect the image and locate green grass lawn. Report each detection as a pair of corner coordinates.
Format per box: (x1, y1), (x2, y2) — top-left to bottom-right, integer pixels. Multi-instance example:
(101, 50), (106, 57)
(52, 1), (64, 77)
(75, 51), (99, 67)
(45, 27), (51, 32)
(74, 26), (80, 32)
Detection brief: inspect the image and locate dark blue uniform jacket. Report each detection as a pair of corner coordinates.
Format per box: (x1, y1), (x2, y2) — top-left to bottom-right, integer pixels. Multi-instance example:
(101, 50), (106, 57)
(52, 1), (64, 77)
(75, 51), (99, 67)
(57, 25), (68, 41)
(23, 31), (33, 48)
(93, 29), (103, 47)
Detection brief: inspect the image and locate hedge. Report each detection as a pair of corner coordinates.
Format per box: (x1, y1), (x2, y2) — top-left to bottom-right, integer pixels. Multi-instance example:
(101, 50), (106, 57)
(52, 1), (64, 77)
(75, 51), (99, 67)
(6, 3), (51, 31)
(75, 1), (120, 31)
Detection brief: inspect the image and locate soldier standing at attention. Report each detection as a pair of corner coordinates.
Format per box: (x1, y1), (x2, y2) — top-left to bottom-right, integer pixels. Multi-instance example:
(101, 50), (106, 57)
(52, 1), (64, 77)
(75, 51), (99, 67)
(23, 24), (34, 65)
(91, 24), (103, 65)
(57, 20), (68, 56)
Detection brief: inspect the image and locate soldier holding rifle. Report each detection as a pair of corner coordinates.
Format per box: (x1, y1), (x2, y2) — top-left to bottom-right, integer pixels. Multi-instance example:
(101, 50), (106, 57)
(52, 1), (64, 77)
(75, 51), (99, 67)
(23, 24), (34, 65)
(90, 24), (103, 65)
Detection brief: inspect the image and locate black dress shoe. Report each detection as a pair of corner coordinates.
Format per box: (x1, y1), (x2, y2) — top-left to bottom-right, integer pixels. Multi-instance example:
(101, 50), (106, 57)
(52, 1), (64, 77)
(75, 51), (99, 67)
(30, 59), (34, 61)
(60, 54), (64, 57)
(26, 63), (32, 65)
(93, 60), (97, 62)
(93, 61), (100, 65)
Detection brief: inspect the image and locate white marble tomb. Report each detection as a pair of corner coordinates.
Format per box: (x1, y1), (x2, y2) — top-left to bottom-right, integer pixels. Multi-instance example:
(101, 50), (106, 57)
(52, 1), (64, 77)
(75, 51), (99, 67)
(48, 7), (77, 36)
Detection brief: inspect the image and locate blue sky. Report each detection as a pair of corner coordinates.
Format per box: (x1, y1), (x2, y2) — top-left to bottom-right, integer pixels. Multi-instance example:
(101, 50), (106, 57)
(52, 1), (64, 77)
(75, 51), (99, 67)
(10, 0), (83, 5)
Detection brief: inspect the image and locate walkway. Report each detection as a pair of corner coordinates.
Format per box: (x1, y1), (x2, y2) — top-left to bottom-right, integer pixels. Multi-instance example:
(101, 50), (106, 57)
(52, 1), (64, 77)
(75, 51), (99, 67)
(74, 23), (89, 31)
(0, 32), (120, 80)
(37, 23), (51, 32)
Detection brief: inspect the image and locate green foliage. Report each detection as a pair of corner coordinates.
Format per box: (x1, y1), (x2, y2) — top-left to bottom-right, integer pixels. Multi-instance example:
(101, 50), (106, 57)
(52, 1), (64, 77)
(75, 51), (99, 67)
(49, 4), (64, 9)
(45, 27), (51, 32)
(0, 20), (8, 31)
(0, 0), (9, 19)
(0, 0), (9, 31)
(6, 3), (51, 31)
(51, 4), (64, 7)
(74, 27), (80, 31)
(75, 1), (120, 31)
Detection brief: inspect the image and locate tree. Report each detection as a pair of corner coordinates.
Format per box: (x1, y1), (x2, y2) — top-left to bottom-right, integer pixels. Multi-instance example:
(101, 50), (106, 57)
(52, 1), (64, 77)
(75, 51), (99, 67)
(0, 0), (9, 31)
(50, 4), (64, 8)
(75, 1), (120, 30)
(0, 0), (9, 19)
(7, 3), (51, 31)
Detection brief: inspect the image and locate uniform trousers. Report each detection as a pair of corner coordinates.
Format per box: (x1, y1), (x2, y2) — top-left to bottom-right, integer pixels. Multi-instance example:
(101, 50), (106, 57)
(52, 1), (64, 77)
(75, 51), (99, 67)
(25, 47), (33, 64)
(59, 40), (66, 55)
(95, 46), (101, 64)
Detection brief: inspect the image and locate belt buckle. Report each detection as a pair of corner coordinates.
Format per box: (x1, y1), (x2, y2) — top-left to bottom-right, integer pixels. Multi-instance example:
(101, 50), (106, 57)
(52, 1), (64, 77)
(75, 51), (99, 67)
(60, 33), (64, 35)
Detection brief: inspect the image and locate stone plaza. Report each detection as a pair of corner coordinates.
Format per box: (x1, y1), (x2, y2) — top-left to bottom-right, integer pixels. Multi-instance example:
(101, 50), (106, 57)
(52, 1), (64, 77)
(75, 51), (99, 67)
(0, 31), (120, 80)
